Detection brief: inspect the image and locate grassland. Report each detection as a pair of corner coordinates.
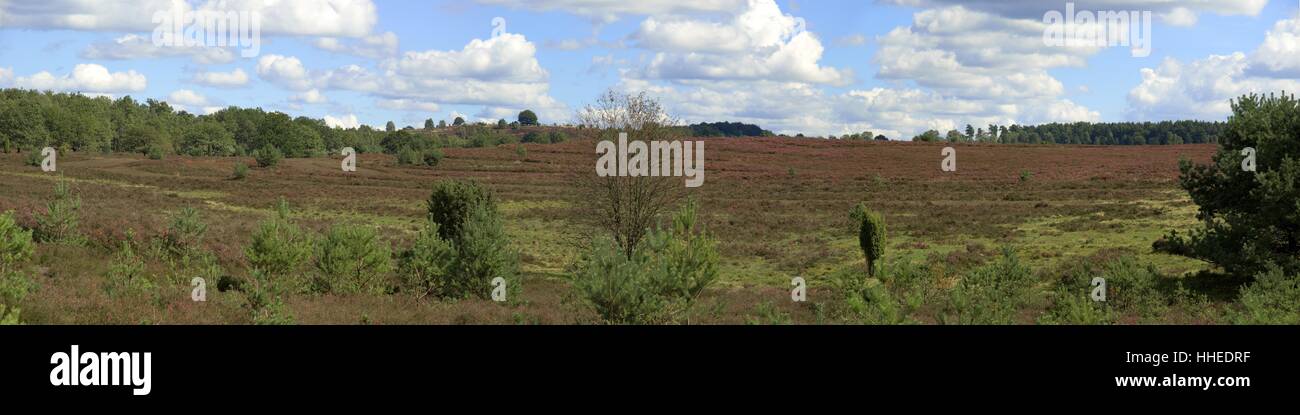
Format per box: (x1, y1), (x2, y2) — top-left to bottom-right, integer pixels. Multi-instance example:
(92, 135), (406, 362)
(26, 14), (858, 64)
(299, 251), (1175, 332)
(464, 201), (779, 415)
(0, 138), (1225, 324)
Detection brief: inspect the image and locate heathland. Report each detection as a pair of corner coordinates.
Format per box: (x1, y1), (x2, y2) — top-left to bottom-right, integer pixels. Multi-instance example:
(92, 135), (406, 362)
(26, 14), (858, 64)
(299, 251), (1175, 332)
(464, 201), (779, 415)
(0, 137), (1255, 324)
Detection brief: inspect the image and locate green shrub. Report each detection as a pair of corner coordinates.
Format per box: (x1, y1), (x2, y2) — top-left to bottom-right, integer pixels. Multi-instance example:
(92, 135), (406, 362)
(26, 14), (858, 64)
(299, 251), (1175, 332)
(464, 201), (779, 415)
(427, 180), (496, 243)
(448, 203), (519, 299)
(0, 211), (34, 272)
(396, 148), (422, 165)
(1039, 285), (1115, 325)
(830, 266), (904, 324)
(312, 224), (393, 294)
(571, 237), (665, 324)
(24, 148), (43, 167)
(939, 247), (1034, 325)
(546, 131), (567, 144)
(179, 122), (237, 156)
(0, 211), (35, 323)
(850, 203), (886, 277)
(146, 145), (165, 160)
(515, 144), (527, 159)
(423, 148), (444, 167)
(640, 199), (718, 307)
(165, 207), (208, 256)
(244, 269), (294, 325)
(572, 200), (720, 324)
(398, 222), (457, 297)
(0, 270), (33, 324)
(1020, 170), (1033, 182)
(35, 180), (84, 245)
(397, 147), (443, 167)
(232, 161), (249, 180)
(244, 198), (312, 278)
(399, 200), (517, 300)
(1042, 257), (1169, 324)
(253, 145), (283, 168)
(103, 240), (155, 298)
(521, 132), (543, 144)
(1228, 266), (1300, 324)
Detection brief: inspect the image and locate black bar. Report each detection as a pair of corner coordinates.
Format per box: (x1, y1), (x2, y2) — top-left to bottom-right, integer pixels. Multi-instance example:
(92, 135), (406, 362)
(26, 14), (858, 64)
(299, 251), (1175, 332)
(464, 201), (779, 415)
(1, 325), (1293, 404)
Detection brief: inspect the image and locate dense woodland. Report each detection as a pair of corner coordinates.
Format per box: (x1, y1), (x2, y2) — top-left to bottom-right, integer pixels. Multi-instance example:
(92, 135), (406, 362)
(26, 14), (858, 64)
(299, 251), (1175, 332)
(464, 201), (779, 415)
(0, 89), (1225, 161)
(0, 88), (566, 164)
(686, 122), (775, 137)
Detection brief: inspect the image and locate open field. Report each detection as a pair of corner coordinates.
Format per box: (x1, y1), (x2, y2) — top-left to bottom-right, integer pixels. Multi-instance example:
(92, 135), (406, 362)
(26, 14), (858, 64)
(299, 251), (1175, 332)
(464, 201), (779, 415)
(0, 139), (1224, 324)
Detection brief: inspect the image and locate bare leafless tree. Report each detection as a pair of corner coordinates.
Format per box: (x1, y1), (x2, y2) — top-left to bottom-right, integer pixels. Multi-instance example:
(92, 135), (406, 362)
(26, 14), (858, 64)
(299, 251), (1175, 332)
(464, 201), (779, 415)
(575, 90), (686, 259)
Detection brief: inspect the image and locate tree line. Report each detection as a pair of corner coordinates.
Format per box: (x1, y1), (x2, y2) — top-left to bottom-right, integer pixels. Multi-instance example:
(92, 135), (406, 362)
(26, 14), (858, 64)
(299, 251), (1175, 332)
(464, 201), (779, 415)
(910, 120), (1226, 145)
(0, 88), (561, 160)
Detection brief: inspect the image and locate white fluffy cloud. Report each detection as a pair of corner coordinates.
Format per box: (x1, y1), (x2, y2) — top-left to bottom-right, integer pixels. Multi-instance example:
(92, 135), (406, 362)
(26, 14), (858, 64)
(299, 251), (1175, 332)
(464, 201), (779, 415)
(290, 89), (328, 104)
(256, 54), (313, 90)
(632, 0), (849, 85)
(0, 0), (378, 37)
(1246, 18), (1300, 78)
(874, 6), (1091, 99)
(324, 114), (361, 129)
(314, 31), (399, 59)
(475, 0), (744, 22)
(881, 0), (1266, 23)
(388, 33), (547, 82)
(10, 64), (147, 93)
(168, 89), (208, 106)
(377, 99), (440, 113)
(251, 30), (567, 123)
(191, 68), (250, 88)
(608, 1), (1098, 138)
(1127, 17), (1300, 121)
(0, 0), (178, 32)
(81, 33), (235, 64)
(1128, 53), (1300, 121)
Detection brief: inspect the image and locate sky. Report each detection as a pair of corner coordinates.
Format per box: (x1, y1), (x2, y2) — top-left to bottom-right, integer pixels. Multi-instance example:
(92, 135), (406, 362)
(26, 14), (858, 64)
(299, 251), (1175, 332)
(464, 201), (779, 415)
(1, 0), (1298, 139)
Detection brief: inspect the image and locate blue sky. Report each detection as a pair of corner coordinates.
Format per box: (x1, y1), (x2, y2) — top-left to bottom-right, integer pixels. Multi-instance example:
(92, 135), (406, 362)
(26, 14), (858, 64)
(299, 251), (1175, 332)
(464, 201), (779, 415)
(1, 0), (1298, 138)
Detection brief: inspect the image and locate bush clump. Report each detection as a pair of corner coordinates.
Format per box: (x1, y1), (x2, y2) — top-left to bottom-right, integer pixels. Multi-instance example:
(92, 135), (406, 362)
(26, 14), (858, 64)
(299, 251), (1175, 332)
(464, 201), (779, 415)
(24, 147), (46, 167)
(1040, 257), (1178, 324)
(253, 145), (283, 168)
(312, 224), (393, 294)
(397, 222), (457, 297)
(0, 211), (35, 324)
(939, 248), (1035, 325)
(146, 145), (165, 160)
(850, 203), (886, 277)
(103, 240), (155, 298)
(1228, 266), (1300, 324)
(232, 161), (249, 180)
(426, 180), (496, 243)
(244, 198), (312, 278)
(401, 182), (518, 300)
(164, 207), (208, 256)
(546, 131), (567, 144)
(571, 200), (719, 324)
(35, 179), (84, 245)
